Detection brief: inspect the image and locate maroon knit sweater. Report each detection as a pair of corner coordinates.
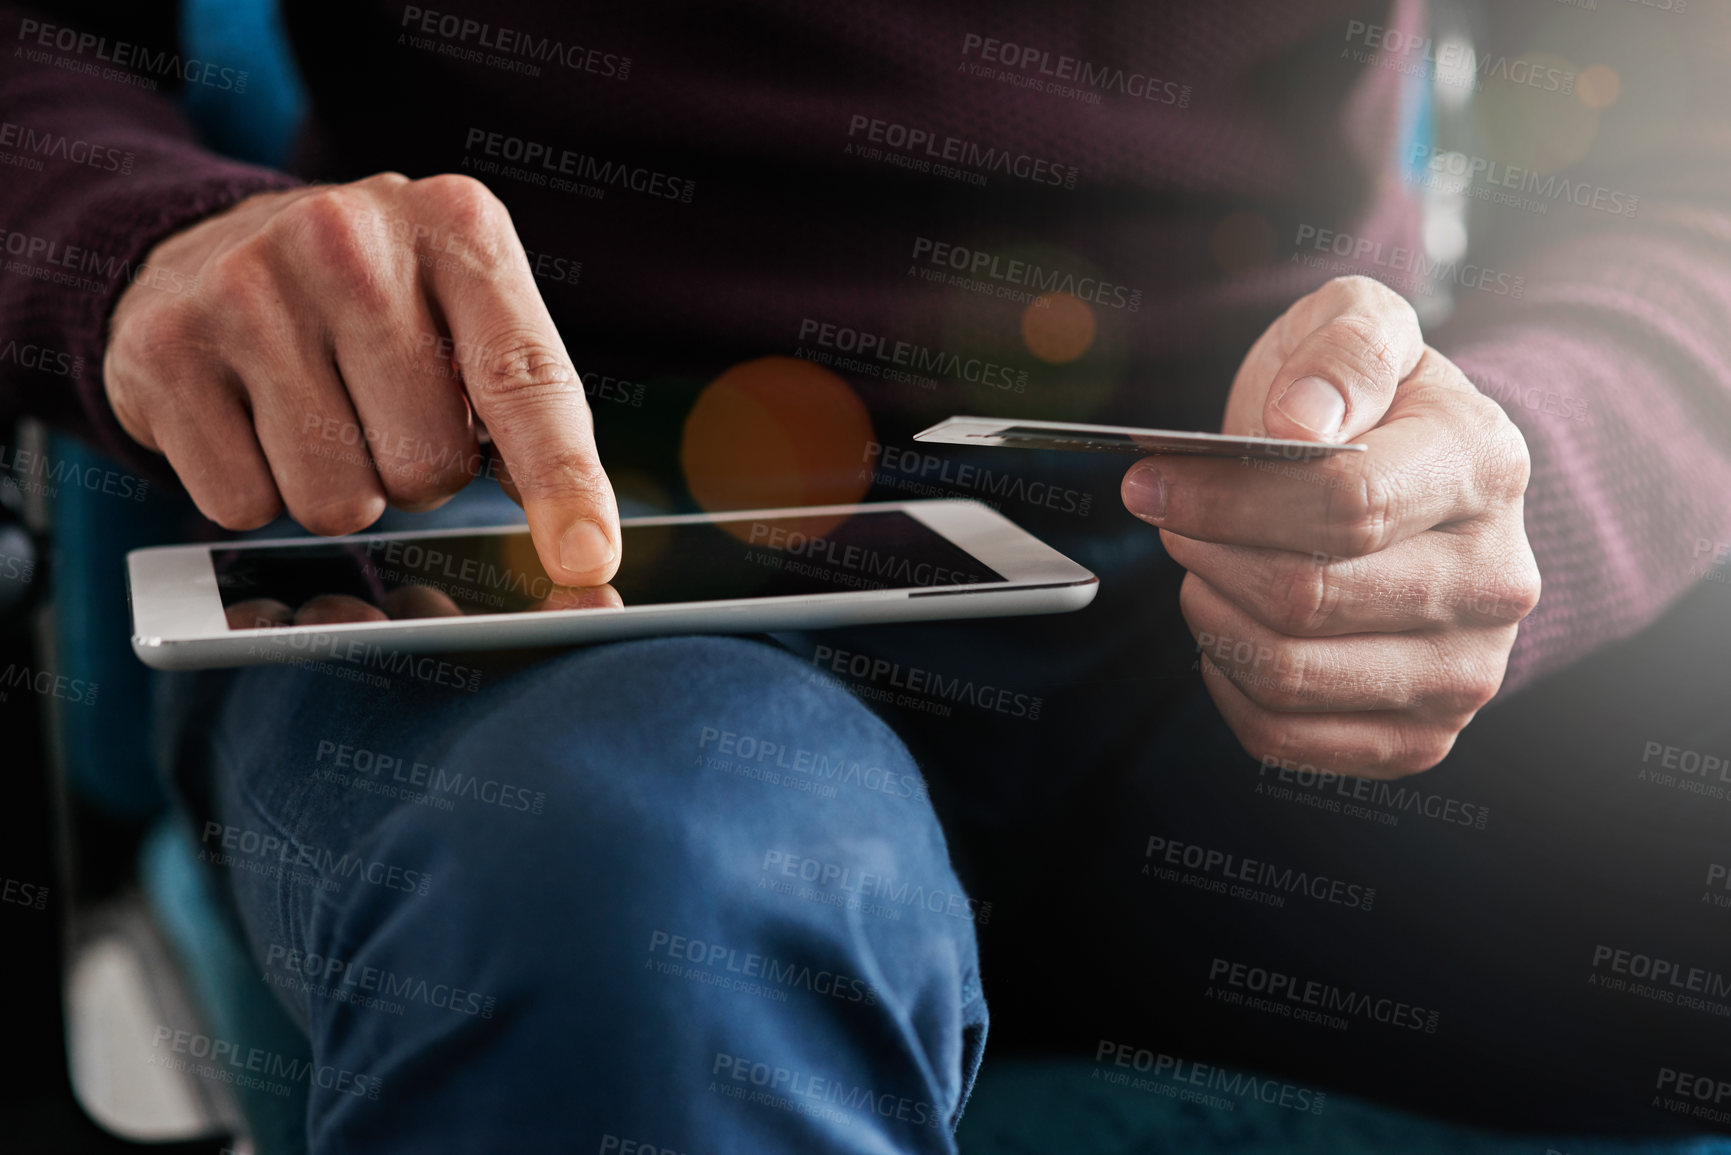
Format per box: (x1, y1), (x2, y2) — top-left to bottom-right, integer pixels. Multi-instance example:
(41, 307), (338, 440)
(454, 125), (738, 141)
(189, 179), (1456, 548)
(3, 0), (1730, 695)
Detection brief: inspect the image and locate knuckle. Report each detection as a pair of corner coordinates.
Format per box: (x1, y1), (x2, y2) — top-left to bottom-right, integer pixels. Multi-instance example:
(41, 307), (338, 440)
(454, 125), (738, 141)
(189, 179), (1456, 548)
(274, 189), (368, 256)
(1231, 716), (1291, 770)
(1359, 725), (1455, 779)
(1467, 565), (1540, 625)
(1463, 660), (1505, 712)
(1267, 555), (1337, 635)
(1217, 639), (1312, 710)
(415, 173), (510, 236)
(1428, 654), (1503, 716)
(512, 443), (610, 504)
(284, 192), (397, 293)
(1509, 552), (1542, 619)
(376, 449), (476, 507)
(1330, 312), (1405, 384)
(471, 334), (579, 400)
(1377, 737), (1447, 782)
(1330, 466), (1396, 558)
(1262, 648), (1316, 709)
(1330, 274), (1419, 330)
(1481, 411), (1533, 503)
(359, 170), (411, 190)
(293, 491), (387, 537)
(1324, 274), (1383, 308)
(196, 486), (281, 532)
(113, 306), (206, 376)
(201, 241), (282, 316)
(1398, 726), (1458, 776)
(1177, 569), (1208, 623)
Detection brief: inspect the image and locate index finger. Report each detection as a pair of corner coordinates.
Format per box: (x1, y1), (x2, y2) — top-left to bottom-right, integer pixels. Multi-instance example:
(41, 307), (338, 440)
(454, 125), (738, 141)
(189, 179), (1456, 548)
(414, 175), (620, 586)
(1126, 352), (1519, 556)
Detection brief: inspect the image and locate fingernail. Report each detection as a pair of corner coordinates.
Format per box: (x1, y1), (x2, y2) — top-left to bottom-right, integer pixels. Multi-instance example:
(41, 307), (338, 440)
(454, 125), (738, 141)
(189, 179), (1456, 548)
(1276, 375), (1346, 438)
(1124, 464), (1167, 521)
(559, 518), (615, 576)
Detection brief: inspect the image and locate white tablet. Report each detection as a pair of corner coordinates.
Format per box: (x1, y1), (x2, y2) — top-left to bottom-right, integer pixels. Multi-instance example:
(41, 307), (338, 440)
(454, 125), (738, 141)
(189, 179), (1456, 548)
(125, 500), (1098, 671)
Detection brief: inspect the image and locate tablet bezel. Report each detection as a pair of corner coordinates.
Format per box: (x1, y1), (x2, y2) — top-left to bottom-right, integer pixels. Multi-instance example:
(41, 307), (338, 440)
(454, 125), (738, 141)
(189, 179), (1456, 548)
(126, 500), (1097, 669)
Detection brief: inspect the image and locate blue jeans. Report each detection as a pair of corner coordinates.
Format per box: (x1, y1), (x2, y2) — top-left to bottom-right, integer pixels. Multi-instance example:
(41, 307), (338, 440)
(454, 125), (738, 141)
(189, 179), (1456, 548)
(186, 634), (987, 1153)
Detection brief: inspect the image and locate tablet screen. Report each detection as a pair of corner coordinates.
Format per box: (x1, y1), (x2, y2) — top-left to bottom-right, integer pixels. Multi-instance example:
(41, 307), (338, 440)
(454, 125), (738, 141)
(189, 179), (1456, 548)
(212, 509), (1006, 628)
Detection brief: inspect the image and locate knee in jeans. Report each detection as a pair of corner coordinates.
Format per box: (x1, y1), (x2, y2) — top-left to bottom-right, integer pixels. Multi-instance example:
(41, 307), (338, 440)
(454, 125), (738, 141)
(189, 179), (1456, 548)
(373, 636), (949, 918)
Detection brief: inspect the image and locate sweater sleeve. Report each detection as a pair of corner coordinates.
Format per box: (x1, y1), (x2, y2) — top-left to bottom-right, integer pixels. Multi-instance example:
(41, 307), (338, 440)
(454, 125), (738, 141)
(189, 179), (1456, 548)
(1432, 4), (1731, 694)
(0, 0), (301, 480)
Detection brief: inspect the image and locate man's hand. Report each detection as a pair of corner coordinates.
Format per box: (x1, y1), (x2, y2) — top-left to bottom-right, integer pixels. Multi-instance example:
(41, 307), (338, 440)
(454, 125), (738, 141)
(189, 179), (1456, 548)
(1121, 275), (1540, 778)
(104, 172), (620, 587)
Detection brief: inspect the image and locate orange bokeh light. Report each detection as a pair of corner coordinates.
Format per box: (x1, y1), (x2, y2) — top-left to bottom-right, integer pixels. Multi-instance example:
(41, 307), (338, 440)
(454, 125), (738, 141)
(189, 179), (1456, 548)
(1577, 64), (1621, 110)
(1021, 292), (1097, 364)
(680, 355), (876, 534)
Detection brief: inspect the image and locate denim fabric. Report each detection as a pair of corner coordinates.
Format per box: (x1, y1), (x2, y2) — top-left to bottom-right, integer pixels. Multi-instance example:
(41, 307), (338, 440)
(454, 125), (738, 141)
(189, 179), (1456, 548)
(190, 634), (987, 1154)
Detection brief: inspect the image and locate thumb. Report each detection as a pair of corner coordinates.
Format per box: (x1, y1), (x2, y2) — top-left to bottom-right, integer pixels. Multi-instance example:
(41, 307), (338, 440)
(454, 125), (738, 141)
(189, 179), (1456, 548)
(1260, 277), (1424, 443)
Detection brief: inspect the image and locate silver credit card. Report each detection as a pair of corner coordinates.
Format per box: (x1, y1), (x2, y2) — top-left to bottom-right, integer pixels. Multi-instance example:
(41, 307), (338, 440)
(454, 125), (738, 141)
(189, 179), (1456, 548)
(913, 416), (1367, 461)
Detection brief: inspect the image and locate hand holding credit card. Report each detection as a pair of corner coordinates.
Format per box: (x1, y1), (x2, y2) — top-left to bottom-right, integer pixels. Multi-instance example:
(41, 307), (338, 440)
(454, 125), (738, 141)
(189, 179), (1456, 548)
(915, 277), (1538, 781)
